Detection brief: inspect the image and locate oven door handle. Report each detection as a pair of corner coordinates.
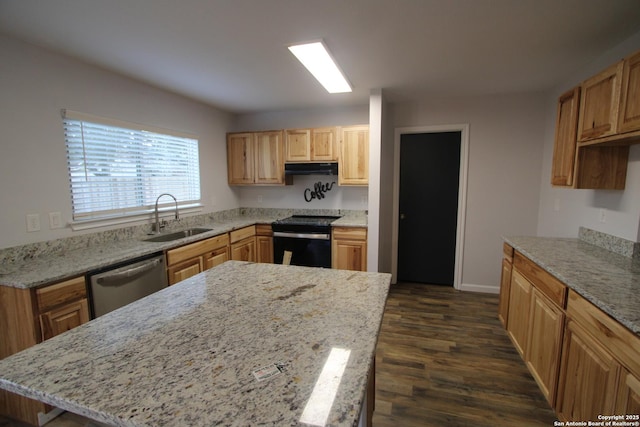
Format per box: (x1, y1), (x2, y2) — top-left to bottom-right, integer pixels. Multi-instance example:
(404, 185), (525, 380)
(273, 231), (331, 240)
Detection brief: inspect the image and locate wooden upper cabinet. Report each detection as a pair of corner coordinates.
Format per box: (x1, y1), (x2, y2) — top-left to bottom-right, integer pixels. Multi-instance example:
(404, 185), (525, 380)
(339, 125), (369, 186)
(311, 127), (338, 161)
(254, 131), (285, 184)
(227, 131), (285, 185)
(285, 127), (338, 162)
(551, 87), (580, 186)
(285, 129), (311, 162)
(227, 133), (254, 185)
(618, 49), (640, 133)
(577, 61), (623, 142)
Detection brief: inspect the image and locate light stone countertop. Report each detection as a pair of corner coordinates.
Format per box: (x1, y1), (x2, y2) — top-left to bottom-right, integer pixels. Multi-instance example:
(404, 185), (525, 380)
(504, 236), (640, 336)
(0, 214), (368, 290)
(0, 261), (391, 427)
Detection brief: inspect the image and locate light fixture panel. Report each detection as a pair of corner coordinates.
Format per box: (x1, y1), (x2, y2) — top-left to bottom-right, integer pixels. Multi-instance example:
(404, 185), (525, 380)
(288, 41), (352, 93)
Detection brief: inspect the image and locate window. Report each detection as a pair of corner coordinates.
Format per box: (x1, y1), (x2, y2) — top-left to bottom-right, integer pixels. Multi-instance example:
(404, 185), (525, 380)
(62, 110), (201, 223)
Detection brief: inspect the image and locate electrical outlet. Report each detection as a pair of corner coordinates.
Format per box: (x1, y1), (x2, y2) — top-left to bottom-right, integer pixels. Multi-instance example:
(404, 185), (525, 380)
(26, 213), (41, 232)
(49, 212), (63, 229)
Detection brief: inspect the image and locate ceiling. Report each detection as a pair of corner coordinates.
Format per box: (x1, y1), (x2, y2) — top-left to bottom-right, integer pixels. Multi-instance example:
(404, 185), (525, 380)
(2, 0), (640, 113)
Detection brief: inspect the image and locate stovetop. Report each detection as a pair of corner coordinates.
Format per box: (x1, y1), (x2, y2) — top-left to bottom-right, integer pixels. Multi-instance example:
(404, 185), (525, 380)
(272, 215), (341, 227)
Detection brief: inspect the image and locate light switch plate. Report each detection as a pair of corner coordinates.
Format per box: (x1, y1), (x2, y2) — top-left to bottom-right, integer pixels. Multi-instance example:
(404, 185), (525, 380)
(26, 213), (40, 232)
(49, 212), (63, 229)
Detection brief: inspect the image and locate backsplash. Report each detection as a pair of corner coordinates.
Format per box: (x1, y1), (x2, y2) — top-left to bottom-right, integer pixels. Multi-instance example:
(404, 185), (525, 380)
(579, 227), (640, 259)
(0, 208), (365, 265)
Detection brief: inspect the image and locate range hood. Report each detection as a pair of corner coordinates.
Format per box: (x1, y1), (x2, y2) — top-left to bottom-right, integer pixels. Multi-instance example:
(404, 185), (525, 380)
(285, 162), (338, 176)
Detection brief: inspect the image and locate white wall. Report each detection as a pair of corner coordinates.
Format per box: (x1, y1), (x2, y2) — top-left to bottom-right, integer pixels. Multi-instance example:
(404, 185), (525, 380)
(537, 31), (640, 241)
(231, 105), (369, 210)
(0, 35), (236, 249)
(390, 93), (547, 290)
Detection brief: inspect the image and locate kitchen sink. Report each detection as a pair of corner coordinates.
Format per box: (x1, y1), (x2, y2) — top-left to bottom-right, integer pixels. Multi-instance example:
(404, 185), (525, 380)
(143, 228), (212, 242)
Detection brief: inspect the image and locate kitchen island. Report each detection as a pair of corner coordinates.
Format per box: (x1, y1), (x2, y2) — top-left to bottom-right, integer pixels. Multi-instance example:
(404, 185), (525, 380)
(0, 261), (390, 427)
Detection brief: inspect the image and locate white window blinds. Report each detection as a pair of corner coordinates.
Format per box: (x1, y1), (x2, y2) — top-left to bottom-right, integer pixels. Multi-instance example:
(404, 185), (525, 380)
(63, 110), (201, 221)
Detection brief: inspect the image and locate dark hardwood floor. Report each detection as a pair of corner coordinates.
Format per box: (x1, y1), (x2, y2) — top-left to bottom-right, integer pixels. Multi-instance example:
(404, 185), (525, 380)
(372, 282), (557, 427)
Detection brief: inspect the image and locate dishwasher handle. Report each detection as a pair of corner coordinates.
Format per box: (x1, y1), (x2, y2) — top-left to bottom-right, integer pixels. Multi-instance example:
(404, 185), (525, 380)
(96, 258), (163, 286)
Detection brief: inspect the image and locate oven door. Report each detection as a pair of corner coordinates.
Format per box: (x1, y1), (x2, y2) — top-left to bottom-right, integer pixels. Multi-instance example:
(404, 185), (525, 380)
(273, 232), (332, 268)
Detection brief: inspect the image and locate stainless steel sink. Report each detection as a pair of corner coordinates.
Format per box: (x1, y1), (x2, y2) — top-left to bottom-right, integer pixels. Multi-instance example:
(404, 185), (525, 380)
(143, 228), (212, 242)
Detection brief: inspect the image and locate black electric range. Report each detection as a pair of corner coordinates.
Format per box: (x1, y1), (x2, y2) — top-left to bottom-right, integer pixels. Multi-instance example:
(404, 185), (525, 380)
(271, 215), (341, 267)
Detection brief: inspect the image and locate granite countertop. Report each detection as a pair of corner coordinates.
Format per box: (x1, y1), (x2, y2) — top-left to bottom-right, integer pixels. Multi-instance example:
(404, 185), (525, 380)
(0, 214), (368, 290)
(504, 236), (640, 336)
(0, 261), (391, 427)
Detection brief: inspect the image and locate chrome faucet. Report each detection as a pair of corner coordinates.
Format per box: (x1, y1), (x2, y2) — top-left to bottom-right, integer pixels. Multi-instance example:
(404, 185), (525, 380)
(154, 193), (179, 233)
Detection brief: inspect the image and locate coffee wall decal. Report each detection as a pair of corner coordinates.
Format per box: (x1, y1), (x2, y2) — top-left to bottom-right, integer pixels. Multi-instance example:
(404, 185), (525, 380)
(304, 181), (336, 202)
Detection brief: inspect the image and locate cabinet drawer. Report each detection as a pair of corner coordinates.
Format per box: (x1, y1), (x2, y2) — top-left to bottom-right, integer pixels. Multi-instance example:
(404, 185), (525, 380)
(514, 252), (567, 308)
(255, 224), (273, 236)
(230, 225), (256, 244)
(36, 276), (86, 312)
(167, 234), (229, 266)
(567, 290), (640, 376)
(333, 227), (367, 241)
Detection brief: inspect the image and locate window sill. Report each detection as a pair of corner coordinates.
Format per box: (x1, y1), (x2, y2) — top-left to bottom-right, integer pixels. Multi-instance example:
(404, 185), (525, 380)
(69, 204), (203, 231)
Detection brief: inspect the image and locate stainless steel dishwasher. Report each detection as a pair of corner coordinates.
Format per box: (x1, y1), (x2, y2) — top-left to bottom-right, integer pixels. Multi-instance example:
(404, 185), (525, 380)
(89, 253), (168, 317)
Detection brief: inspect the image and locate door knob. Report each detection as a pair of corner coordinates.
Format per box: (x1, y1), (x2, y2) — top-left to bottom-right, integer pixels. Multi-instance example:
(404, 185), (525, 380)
(400, 213), (406, 220)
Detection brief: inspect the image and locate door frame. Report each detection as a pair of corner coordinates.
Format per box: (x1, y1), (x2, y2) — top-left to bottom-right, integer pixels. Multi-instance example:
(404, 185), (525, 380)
(391, 124), (469, 289)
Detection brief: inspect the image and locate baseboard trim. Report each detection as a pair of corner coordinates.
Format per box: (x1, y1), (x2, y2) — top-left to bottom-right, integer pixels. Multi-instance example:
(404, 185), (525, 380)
(458, 283), (499, 294)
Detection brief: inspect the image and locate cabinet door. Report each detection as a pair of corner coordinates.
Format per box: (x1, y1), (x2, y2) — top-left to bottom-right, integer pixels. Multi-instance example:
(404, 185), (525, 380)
(498, 258), (512, 327)
(168, 257), (202, 285)
(227, 133), (255, 185)
(616, 368), (640, 416)
(339, 125), (369, 185)
(231, 237), (256, 262)
(577, 61), (623, 141)
(285, 129), (311, 162)
(556, 320), (620, 422)
(506, 270), (532, 357)
(254, 131), (284, 184)
(525, 288), (565, 407)
(311, 127), (337, 161)
(39, 299), (90, 341)
(618, 49), (640, 133)
(332, 239), (367, 271)
(551, 87), (580, 186)
(203, 247), (229, 270)
(256, 235), (274, 264)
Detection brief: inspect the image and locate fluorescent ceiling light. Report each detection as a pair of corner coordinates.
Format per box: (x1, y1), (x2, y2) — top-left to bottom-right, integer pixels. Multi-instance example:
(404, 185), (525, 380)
(288, 41), (352, 94)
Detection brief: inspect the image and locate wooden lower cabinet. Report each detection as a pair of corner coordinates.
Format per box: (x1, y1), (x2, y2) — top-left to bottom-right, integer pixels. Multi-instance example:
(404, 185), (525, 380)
(556, 319), (620, 421)
(616, 368), (640, 415)
(256, 224), (274, 264)
(331, 227), (367, 271)
(498, 244), (513, 326)
(506, 270), (532, 357)
(525, 288), (564, 405)
(168, 257), (203, 285)
(204, 247), (229, 270)
(502, 248), (640, 422)
(39, 299), (90, 341)
(230, 226), (257, 262)
(1, 276), (90, 425)
(166, 234), (230, 285)
(231, 237), (256, 261)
